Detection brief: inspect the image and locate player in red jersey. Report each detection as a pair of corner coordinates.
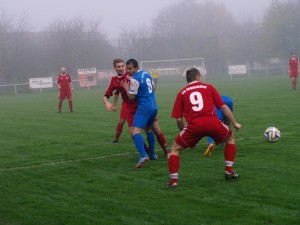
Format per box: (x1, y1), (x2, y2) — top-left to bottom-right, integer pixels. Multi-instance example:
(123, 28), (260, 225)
(103, 58), (137, 143)
(56, 67), (74, 113)
(288, 52), (299, 90)
(168, 68), (241, 187)
(103, 58), (170, 158)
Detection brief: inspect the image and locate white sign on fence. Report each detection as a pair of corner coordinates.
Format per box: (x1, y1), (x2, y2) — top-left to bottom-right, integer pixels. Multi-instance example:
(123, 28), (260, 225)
(229, 65), (247, 75)
(228, 65), (247, 79)
(78, 68), (97, 74)
(29, 77), (53, 89)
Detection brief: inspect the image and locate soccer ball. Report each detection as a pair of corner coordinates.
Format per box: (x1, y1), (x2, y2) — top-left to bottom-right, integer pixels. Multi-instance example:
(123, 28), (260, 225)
(264, 127), (280, 143)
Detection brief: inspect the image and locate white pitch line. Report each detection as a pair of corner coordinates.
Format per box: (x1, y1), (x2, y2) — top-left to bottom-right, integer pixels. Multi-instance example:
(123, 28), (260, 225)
(0, 152), (134, 172)
(0, 132), (295, 172)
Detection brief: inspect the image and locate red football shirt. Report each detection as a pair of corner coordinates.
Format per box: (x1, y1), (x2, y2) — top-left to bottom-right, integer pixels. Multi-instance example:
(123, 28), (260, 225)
(57, 73), (72, 90)
(289, 57), (299, 72)
(172, 81), (224, 122)
(105, 72), (134, 103)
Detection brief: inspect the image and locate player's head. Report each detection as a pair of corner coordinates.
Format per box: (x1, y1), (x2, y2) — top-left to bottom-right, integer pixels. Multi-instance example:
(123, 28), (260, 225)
(186, 67), (201, 83)
(126, 59), (139, 76)
(61, 67), (67, 74)
(113, 58), (125, 76)
(291, 53), (296, 58)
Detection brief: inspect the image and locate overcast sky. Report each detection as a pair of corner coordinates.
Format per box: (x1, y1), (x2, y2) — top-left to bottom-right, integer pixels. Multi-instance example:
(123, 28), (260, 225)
(0, 0), (272, 39)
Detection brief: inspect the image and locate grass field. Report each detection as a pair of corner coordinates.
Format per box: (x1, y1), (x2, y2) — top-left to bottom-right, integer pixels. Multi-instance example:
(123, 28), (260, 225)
(0, 76), (299, 225)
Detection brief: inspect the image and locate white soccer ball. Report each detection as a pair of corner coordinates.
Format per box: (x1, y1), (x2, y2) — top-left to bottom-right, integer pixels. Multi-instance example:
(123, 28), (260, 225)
(264, 127), (280, 143)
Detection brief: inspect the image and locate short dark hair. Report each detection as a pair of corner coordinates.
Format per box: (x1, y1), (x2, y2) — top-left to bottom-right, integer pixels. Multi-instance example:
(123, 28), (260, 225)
(186, 67), (201, 83)
(113, 58), (124, 67)
(126, 59), (139, 68)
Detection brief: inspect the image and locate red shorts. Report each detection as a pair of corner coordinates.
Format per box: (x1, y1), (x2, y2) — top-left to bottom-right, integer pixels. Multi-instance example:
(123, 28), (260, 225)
(59, 89), (72, 100)
(175, 116), (232, 148)
(290, 71), (298, 78)
(120, 101), (137, 127)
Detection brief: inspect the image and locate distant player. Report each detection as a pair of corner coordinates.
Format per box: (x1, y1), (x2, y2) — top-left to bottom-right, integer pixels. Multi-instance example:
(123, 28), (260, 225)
(56, 67), (74, 113)
(121, 59), (158, 168)
(204, 95), (234, 157)
(103, 58), (137, 143)
(288, 52), (299, 90)
(150, 68), (159, 87)
(168, 68), (241, 187)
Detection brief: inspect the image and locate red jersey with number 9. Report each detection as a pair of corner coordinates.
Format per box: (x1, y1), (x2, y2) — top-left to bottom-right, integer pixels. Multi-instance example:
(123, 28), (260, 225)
(171, 81), (224, 122)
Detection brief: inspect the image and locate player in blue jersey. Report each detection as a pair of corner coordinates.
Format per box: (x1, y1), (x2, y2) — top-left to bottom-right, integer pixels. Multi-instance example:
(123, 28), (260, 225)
(121, 59), (158, 168)
(204, 95), (234, 157)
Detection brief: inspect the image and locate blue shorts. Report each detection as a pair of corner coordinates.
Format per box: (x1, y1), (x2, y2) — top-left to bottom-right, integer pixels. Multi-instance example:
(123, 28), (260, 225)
(133, 109), (157, 129)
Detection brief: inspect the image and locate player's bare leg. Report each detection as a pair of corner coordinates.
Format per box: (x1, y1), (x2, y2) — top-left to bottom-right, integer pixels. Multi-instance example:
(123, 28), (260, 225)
(58, 99), (63, 113)
(291, 77), (297, 90)
(68, 97), (73, 112)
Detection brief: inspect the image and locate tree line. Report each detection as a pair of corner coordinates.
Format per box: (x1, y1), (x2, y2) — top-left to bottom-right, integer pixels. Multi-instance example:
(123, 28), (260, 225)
(0, 0), (299, 83)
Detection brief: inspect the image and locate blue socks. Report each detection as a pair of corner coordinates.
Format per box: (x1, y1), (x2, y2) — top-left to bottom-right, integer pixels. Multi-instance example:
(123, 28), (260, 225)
(207, 136), (214, 145)
(146, 131), (155, 156)
(133, 133), (147, 158)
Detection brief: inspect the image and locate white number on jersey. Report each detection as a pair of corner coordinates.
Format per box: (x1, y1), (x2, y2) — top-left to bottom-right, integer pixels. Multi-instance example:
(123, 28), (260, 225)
(189, 92), (203, 111)
(146, 78), (153, 93)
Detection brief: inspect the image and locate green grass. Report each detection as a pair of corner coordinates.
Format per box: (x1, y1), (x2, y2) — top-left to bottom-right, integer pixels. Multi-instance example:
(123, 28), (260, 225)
(0, 76), (299, 225)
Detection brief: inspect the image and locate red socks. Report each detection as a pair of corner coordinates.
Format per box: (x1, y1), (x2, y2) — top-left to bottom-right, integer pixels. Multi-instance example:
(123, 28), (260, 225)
(58, 101), (62, 111)
(115, 123), (123, 142)
(224, 143), (236, 173)
(292, 80), (297, 90)
(156, 132), (167, 149)
(168, 155), (180, 180)
(68, 100), (73, 110)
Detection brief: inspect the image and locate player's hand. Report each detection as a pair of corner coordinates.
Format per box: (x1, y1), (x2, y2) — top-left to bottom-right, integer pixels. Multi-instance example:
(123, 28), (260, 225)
(112, 105), (117, 112)
(105, 102), (113, 112)
(233, 122), (242, 131)
(120, 80), (129, 91)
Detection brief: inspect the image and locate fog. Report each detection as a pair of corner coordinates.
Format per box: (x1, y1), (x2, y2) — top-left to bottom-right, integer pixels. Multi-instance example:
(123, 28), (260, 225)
(1, 0), (271, 38)
(1, 0), (299, 86)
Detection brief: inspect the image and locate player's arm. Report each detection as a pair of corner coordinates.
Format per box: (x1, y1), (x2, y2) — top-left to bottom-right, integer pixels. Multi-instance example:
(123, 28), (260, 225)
(112, 93), (119, 111)
(152, 80), (156, 91)
(220, 105), (241, 131)
(56, 76), (61, 89)
(69, 81), (74, 91)
(175, 118), (185, 131)
(120, 79), (137, 100)
(103, 95), (114, 112)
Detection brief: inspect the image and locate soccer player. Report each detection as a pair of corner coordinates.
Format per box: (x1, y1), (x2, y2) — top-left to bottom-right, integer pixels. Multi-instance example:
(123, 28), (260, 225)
(150, 68), (159, 87)
(288, 52), (299, 90)
(168, 68), (241, 187)
(204, 95), (234, 157)
(103, 58), (137, 143)
(121, 59), (158, 168)
(56, 67), (74, 113)
(105, 59), (170, 158)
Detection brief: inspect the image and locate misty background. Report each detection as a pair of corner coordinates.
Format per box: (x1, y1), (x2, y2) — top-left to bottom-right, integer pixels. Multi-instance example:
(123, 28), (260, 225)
(0, 0), (298, 84)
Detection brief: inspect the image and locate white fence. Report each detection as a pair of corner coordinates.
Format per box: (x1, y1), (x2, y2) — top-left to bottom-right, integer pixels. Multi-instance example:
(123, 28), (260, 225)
(0, 66), (289, 95)
(0, 79), (103, 96)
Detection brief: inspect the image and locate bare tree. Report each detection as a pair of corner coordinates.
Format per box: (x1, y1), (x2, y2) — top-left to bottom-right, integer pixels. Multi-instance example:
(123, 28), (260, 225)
(150, 0), (238, 75)
(45, 17), (114, 76)
(0, 11), (33, 83)
(119, 25), (152, 61)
